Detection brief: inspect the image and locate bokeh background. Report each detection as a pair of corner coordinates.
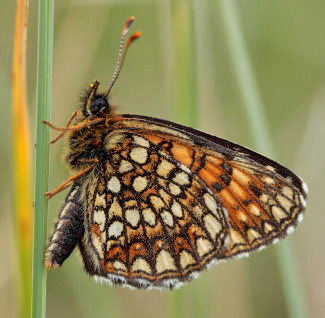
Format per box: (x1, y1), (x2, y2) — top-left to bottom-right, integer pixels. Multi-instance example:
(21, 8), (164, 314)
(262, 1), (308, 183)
(2, 0), (325, 317)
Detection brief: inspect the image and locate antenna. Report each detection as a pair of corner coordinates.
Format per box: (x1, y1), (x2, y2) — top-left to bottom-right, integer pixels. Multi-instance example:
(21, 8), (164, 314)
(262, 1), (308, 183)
(105, 17), (142, 96)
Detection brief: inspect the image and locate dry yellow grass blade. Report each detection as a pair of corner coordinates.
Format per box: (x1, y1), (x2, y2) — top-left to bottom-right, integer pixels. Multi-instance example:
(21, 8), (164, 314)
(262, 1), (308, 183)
(12, 0), (33, 317)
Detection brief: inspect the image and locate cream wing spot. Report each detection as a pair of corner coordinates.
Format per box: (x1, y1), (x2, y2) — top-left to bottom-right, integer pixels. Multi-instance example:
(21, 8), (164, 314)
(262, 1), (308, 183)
(130, 147), (148, 164)
(260, 194), (268, 203)
(125, 209), (140, 227)
(93, 210), (106, 231)
(169, 183), (181, 196)
(196, 238), (213, 257)
(250, 204), (261, 216)
(108, 221), (123, 238)
(204, 214), (222, 238)
(237, 212), (248, 222)
(263, 176), (275, 185)
(125, 200), (137, 208)
(232, 167), (251, 185)
(179, 251), (196, 269)
(264, 222), (274, 233)
(133, 176), (148, 193)
(108, 176), (121, 193)
(108, 197), (123, 219)
(150, 196), (165, 211)
(156, 250), (177, 273)
(229, 229), (246, 244)
(277, 194), (293, 210)
(272, 206), (287, 221)
(193, 205), (204, 218)
(173, 172), (190, 185)
(178, 163), (191, 174)
(159, 189), (171, 205)
(161, 211), (174, 227)
(204, 193), (218, 213)
(142, 208), (156, 226)
(248, 229), (261, 241)
(133, 136), (150, 148)
(171, 202), (183, 217)
(282, 186), (294, 200)
(114, 261), (127, 272)
(157, 160), (175, 178)
(119, 160), (133, 173)
(131, 258), (152, 274)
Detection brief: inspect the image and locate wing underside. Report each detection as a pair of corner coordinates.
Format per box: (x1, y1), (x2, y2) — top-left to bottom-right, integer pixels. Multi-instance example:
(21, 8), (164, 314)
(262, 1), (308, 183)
(79, 116), (307, 289)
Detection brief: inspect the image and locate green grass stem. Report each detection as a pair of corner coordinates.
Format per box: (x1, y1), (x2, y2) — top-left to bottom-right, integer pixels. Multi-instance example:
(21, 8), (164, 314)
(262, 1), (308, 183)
(32, 0), (54, 317)
(219, 0), (308, 317)
(172, 0), (198, 128)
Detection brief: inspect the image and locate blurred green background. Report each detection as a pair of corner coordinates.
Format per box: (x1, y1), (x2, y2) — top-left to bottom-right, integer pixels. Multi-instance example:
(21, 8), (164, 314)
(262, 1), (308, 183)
(2, 0), (325, 317)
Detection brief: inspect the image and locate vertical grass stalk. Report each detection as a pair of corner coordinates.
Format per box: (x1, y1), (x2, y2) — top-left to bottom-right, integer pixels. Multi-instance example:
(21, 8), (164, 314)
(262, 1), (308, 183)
(13, 0), (33, 317)
(32, 0), (54, 317)
(219, 0), (308, 317)
(171, 0), (198, 128)
(168, 1), (199, 317)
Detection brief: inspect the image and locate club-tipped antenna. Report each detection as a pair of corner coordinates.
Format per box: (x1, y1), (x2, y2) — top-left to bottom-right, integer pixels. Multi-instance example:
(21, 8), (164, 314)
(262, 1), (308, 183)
(105, 17), (142, 96)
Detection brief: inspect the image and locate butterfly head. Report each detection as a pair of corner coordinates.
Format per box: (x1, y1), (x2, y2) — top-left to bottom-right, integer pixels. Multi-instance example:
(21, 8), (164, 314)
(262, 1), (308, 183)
(90, 95), (110, 115)
(82, 80), (111, 117)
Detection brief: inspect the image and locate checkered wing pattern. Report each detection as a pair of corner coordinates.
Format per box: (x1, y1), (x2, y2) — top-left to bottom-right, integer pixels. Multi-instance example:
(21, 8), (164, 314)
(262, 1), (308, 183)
(79, 115), (307, 290)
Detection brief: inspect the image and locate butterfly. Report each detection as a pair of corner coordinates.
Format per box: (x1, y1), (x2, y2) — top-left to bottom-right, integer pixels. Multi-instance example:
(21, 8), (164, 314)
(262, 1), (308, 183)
(44, 17), (308, 290)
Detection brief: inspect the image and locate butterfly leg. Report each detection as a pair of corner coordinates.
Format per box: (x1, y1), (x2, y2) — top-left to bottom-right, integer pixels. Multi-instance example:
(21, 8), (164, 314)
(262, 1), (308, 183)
(44, 184), (84, 269)
(43, 110), (82, 144)
(45, 165), (94, 199)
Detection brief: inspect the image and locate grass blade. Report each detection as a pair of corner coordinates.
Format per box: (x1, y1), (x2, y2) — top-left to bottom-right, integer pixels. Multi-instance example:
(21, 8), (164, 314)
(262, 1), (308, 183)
(171, 0), (198, 128)
(219, 0), (308, 317)
(12, 0), (33, 317)
(219, 0), (274, 156)
(32, 0), (54, 317)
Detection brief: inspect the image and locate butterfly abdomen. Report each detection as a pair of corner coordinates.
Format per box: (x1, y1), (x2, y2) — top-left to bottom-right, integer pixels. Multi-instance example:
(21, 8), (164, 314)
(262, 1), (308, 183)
(44, 185), (84, 268)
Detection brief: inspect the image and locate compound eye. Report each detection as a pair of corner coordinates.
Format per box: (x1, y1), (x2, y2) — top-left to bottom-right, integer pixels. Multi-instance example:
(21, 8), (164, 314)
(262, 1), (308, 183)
(91, 96), (108, 115)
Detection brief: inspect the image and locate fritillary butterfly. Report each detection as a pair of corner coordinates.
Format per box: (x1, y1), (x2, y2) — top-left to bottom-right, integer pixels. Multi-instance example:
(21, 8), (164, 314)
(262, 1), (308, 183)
(44, 17), (308, 290)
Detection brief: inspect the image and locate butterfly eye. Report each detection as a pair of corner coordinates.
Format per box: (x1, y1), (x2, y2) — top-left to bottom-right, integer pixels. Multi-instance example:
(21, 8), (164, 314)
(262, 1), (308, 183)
(91, 96), (109, 115)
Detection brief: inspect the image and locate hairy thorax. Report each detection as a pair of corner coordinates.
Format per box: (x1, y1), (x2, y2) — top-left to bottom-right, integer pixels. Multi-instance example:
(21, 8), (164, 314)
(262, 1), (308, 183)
(65, 120), (112, 171)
